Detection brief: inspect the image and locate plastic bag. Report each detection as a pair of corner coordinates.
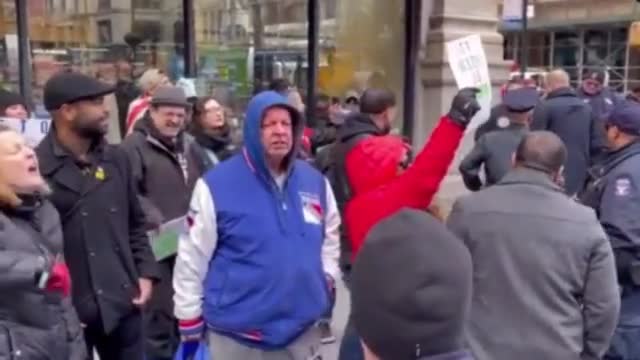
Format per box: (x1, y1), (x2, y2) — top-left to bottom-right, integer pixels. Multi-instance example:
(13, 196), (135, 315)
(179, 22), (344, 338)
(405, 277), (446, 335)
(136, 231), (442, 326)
(174, 341), (210, 360)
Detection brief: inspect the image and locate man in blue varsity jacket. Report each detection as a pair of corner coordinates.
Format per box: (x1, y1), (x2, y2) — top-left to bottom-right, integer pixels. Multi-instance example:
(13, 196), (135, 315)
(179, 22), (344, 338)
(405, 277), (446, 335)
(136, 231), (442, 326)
(173, 90), (341, 359)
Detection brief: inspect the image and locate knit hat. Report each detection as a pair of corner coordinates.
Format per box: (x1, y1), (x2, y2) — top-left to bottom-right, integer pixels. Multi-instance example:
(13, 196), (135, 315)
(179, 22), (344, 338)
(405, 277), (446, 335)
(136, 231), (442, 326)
(150, 86), (189, 108)
(351, 209), (473, 359)
(0, 89), (28, 114)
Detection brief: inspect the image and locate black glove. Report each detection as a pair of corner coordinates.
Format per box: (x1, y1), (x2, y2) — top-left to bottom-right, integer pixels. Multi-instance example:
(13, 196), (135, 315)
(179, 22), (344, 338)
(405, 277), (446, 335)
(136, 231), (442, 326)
(448, 87), (481, 128)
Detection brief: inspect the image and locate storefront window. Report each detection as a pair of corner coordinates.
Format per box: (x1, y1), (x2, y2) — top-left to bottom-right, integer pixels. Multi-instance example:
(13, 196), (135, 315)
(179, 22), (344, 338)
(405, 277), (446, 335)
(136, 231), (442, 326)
(0, 0), (19, 92)
(27, 0), (183, 112)
(194, 0), (309, 112)
(318, 0), (405, 124)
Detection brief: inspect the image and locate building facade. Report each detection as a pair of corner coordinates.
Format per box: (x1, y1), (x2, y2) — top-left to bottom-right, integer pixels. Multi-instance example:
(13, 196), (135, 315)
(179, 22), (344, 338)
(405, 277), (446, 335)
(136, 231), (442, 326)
(501, 0), (640, 91)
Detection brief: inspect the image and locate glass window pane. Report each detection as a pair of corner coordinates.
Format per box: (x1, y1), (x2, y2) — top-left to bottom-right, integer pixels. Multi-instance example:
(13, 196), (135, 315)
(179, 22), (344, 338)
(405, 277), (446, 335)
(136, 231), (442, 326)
(0, 0), (19, 92)
(194, 0), (307, 112)
(319, 0), (406, 127)
(26, 0), (184, 122)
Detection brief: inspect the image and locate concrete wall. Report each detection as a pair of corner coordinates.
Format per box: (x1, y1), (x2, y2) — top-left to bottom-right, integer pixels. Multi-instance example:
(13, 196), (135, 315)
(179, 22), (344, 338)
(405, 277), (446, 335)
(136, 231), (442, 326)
(416, 0), (510, 212)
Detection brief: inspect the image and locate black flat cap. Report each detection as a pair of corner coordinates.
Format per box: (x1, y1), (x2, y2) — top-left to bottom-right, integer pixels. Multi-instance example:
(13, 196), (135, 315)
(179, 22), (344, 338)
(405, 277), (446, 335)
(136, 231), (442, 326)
(503, 87), (539, 113)
(44, 72), (115, 111)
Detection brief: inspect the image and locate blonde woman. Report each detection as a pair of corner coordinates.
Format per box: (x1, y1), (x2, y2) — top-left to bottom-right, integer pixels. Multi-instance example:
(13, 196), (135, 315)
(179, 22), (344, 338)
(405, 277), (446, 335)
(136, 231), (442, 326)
(0, 125), (86, 359)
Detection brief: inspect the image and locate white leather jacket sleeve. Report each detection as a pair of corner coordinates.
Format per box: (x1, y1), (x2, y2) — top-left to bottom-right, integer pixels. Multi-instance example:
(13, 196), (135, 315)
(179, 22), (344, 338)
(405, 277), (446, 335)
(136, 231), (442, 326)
(173, 179), (218, 321)
(322, 178), (342, 281)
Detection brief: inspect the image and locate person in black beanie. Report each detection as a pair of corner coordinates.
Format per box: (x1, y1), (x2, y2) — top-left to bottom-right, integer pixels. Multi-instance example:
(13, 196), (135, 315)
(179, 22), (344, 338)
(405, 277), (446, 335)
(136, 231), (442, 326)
(351, 208), (474, 360)
(0, 88), (29, 118)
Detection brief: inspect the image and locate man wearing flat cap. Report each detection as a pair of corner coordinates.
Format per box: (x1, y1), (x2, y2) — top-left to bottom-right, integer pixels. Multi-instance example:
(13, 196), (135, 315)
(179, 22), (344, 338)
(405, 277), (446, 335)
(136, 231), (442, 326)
(35, 72), (160, 359)
(121, 85), (193, 360)
(581, 100), (640, 360)
(460, 86), (540, 191)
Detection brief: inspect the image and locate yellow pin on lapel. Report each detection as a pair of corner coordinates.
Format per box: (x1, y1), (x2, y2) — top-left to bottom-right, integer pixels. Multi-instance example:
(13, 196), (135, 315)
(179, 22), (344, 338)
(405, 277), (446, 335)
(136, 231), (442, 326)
(95, 166), (106, 181)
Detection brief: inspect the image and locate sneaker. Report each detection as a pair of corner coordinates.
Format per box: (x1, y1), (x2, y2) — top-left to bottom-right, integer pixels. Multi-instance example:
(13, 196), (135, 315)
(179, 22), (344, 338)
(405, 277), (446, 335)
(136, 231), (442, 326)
(319, 321), (336, 344)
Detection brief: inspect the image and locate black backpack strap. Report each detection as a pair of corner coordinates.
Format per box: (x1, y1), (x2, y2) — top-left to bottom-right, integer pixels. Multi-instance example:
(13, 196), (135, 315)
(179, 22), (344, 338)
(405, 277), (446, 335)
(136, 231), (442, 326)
(332, 133), (371, 212)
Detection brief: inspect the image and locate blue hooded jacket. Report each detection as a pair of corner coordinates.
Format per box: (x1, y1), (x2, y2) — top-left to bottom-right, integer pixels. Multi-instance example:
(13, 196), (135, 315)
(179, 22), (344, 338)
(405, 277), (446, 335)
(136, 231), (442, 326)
(200, 91), (330, 348)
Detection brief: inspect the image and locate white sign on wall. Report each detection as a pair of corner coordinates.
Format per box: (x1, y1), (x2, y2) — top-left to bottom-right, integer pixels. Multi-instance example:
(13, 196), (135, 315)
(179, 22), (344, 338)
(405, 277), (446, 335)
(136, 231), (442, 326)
(446, 34), (492, 130)
(0, 117), (51, 147)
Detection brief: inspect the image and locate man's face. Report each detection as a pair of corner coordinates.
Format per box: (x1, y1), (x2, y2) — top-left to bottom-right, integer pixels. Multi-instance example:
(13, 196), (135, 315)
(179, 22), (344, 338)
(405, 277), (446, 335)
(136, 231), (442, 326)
(380, 106), (397, 132)
(261, 107), (293, 165)
(582, 79), (603, 96)
(66, 96), (110, 140)
(150, 105), (186, 138)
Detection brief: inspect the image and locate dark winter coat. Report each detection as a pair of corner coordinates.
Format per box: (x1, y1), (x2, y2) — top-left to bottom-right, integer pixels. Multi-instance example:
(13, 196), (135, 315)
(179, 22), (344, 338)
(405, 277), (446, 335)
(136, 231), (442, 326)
(531, 87), (606, 195)
(0, 195), (86, 360)
(36, 129), (159, 334)
(121, 113), (191, 229)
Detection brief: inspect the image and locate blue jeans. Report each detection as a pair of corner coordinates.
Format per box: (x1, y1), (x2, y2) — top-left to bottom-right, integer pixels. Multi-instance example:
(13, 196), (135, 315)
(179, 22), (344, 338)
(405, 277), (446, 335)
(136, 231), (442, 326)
(605, 289), (640, 359)
(338, 315), (364, 360)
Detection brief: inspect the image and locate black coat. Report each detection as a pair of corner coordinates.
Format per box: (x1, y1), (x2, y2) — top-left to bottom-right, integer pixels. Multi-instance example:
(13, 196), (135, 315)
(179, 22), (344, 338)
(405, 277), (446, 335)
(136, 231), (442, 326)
(474, 104), (510, 141)
(531, 87), (606, 195)
(36, 130), (159, 333)
(0, 198), (86, 360)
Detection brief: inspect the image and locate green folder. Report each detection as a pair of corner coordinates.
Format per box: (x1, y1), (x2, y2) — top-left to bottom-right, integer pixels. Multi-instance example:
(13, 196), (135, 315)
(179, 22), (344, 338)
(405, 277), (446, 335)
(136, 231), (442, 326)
(149, 216), (185, 261)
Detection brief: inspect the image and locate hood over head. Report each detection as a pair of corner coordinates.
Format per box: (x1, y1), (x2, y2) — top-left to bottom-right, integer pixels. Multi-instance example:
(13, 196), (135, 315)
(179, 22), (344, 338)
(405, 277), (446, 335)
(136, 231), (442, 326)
(348, 135), (407, 195)
(243, 91), (303, 177)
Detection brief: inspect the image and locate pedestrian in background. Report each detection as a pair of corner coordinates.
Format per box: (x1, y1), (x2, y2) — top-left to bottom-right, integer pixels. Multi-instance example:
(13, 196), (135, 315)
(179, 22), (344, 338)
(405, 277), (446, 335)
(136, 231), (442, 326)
(351, 209), (474, 360)
(0, 88), (29, 119)
(0, 125), (86, 360)
(460, 87), (539, 191)
(122, 85), (193, 360)
(126, 68), (170, 134)
(173, 90), (340, 359)
(186, 96), (237, 190)
(36, 72), (159, 360)
(578, 69), (623, 120)
(532, 69), (606, 196)
(449, 131), (620, 360)
(580, 100), (640, 359)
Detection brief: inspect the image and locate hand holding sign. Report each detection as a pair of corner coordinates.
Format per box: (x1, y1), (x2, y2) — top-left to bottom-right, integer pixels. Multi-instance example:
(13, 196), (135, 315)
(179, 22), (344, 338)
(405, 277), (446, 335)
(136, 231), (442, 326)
(448, 88), (481, 128)
(446, 35), (492, 130)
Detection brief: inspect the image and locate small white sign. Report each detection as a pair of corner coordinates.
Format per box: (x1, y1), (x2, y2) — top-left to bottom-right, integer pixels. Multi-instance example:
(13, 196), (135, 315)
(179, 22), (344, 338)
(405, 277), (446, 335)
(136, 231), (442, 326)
(0, 117), (51, 147)
(446, 34), (493, 130)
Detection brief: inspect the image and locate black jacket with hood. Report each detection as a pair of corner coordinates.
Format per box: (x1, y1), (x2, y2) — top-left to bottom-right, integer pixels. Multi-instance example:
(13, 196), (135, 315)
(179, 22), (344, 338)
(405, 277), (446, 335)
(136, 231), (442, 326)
(0, 191), (86, 360)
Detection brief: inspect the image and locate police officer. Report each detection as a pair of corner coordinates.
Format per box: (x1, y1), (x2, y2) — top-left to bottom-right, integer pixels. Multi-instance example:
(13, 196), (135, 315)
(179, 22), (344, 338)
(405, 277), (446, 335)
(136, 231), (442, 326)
(460, 87), (540, 191)
(580, 100), (640, 360)
(36, 72), (159, 360)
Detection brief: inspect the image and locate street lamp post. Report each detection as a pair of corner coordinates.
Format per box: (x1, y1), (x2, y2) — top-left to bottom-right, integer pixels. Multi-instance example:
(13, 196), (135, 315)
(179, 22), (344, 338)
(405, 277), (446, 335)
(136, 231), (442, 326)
(520, 0), (529, 78)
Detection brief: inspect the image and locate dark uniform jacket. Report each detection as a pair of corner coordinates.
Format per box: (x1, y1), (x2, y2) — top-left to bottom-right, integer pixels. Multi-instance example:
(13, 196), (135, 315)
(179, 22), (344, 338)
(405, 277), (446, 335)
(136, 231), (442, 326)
(581, 141), (640, 283)
(36, 129), (159, 334)
(0, 197), (86, 360)
(532, 87), (606, 195)
(460, 123), (528, 191)
(474, 104), (509, 141)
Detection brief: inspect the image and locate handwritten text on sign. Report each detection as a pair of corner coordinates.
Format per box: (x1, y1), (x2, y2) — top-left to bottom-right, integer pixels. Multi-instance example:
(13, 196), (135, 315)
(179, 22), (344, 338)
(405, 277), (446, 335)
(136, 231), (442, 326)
(446, 34), (493, 129)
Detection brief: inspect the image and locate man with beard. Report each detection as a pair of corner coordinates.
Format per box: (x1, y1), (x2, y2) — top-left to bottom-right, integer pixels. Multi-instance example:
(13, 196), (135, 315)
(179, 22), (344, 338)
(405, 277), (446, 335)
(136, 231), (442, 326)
(121, 85), (193, 360)
(36, 72), (159, 359)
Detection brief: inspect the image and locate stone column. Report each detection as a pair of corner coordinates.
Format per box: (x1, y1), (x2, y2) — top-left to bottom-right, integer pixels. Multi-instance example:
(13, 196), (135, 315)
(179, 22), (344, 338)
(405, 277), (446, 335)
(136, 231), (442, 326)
(413, 0), (510, 212)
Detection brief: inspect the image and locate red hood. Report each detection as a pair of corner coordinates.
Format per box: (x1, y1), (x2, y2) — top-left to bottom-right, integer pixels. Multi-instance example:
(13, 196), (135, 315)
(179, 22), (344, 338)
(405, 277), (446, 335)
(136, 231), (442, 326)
(347, 135), (407, 195)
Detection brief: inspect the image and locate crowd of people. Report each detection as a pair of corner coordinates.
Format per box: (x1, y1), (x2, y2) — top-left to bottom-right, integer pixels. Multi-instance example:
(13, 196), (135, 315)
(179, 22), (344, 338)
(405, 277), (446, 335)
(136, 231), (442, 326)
(0, 64), (639, 360)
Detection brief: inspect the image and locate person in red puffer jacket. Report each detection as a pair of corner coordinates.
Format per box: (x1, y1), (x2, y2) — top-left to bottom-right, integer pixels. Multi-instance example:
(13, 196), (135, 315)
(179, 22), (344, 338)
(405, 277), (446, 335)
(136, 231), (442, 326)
(345, 88), (481, 259)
